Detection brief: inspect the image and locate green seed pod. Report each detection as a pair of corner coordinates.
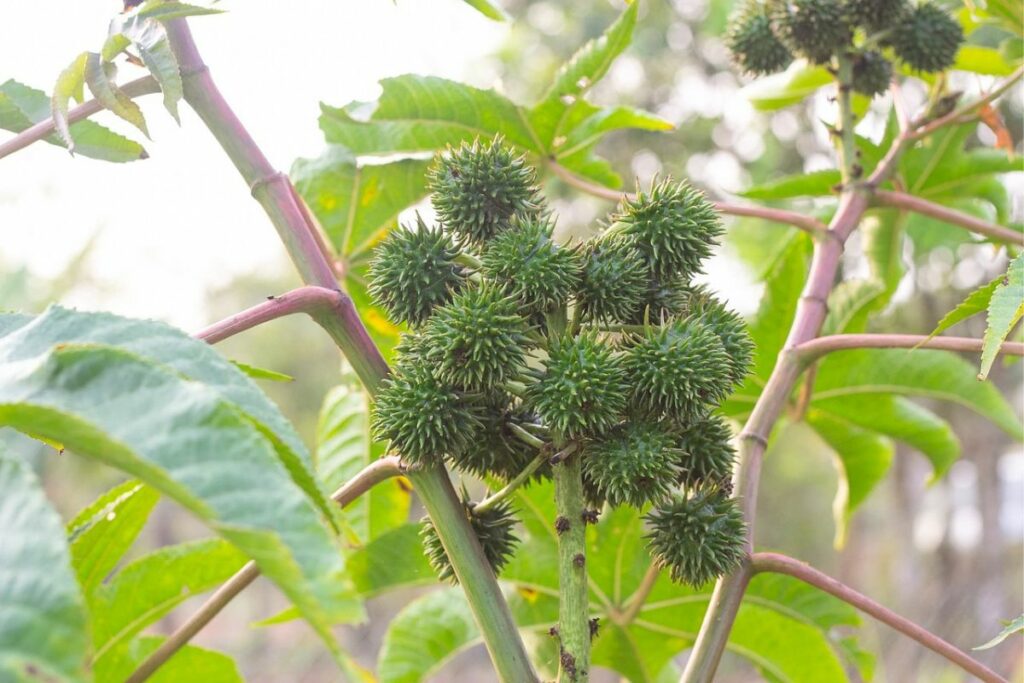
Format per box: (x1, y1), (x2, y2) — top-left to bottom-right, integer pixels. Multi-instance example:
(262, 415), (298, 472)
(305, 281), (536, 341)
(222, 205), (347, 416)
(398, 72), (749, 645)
(428, 137), (542, 246)
(423, 285), (530, 390)
(725, 0), (794, 75)
(891, 2), (963, 73)
(481, 215), (582, 311)
(372, 366), (479, 464)
(576, 237), (649, 324)
(646, 486), (746, 586)
(625, 317), (733, 422)
(422, 496), (520, 584)
(770, 0), (852, 65)
(681, 286), (754, 388)
(625, 276), (691, 325)
(368, 216), (465, 326)
(449, 392), (543, 481)
(845, 0), (907, 32)
(675, 414), (737, 487)
(851, 50), (894, 96)
(528, 332), (629, 439)
(583, 421), (682, 508)
(613, 179), (723, 280)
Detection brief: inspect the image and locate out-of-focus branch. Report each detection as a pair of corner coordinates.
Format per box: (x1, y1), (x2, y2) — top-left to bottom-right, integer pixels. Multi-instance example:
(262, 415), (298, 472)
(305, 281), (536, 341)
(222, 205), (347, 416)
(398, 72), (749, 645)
(795, 334), (1024, 364)
(751, 553), (1008, 683)
(910, 65), (1024, 141)
(873, 190), (1024, 246)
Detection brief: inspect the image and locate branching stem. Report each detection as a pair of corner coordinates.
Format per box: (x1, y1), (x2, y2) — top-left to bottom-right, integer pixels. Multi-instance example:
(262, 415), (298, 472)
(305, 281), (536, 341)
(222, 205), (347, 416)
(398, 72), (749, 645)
(795, 334), (1024, 364)
(474, 444), (576, 515)
(873, 190), (1024, 246)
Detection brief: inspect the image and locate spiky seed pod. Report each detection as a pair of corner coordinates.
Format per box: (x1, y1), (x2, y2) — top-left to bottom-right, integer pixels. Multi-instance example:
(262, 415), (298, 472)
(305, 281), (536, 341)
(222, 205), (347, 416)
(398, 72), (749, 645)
(725, 0), (795, 75)
(481, 215), (582, 311)
(576, 237), (649, 323)
(423, 285), (530, 390)
(891, 2), (963, 73)
(613, 179), (723, 280)
(428, 137), (542, 246)
(625, 317), (733, 421)
(422, 497), (520, 584)
(770, 0), (852, 65)
(368, 217), (465, 326)
(844, 0), (907, 32)
(626, 276), (690, 325)
(372, 366), (479, 464)
(449, 393), (543, 481)
(645, 486), (746, 586)
(681, 286), (754, 388)
(851, 50), (894, 96)
(675, 414), (737, 487)
(583, 421), (682, 508)
(528, 332), (629, 439)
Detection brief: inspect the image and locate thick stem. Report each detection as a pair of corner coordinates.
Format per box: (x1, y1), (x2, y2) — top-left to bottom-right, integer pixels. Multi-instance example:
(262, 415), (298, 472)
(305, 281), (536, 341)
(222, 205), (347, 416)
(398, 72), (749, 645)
(126, 456), (403, 683)
(0, 76), (160, 161)
(163, 19), (537, 683)
(796, 334), (1024, 362)
(196, 285), (354, 343)
(751, 553), (1008, 683)
(873, 190), (1024, 246)
(546, 161), (828, 234)
(554, 453), (590, 682)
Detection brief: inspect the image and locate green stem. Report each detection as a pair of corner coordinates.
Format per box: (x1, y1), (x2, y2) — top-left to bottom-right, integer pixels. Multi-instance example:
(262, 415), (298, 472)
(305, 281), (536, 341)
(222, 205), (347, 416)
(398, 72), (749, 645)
(475, 443), (576, 515)
(507, 422), (547, 450)
(164, 19), (537, 683)
(554, 452), (590, 682)
(454, 251), (483, 270)
(835, 55), (860, 185)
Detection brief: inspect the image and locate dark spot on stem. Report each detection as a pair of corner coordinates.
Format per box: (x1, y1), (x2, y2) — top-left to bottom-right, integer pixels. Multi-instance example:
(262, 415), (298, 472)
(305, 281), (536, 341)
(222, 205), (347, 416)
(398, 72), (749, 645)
(573, 553), (585, 568)
(589, 617), (601, 639)
(555, 516), (570, 535)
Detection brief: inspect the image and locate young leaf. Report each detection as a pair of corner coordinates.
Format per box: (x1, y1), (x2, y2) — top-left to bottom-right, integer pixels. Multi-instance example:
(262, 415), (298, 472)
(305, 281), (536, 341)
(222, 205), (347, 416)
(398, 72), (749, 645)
(67, 479), (160, 596)
(134, 0), (224, 21)
(95, 636), (241, 683)
(741, 61), (831, 110)
(51, 52), (90, 149)
(0, 79), (147, 162)
(109, 12), (185, 122)
(927, 275), (1000, 340)
(954, 45), (1016, 76)
(230, 360), (294, 382)
(84, 52), (149, 137)
(89, 539), (248, 662)
(974, 615), (1024, 651)
(741, 169), (840, 200)
(0, 452), (90, 683)
(461, 0), (508, 21)
(979, 253), (1024, 379)
(316, 368), (411, 545)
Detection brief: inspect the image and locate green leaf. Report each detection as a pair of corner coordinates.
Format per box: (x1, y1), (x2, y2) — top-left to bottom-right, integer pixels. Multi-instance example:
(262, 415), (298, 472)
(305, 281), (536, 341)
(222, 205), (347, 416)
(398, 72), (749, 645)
(316, 369), (411, 545)
(741, 61), (831, 110)
(741, 170), (839, 200)
(1, 306), (334, 528)
(111, 15), (184, 122)
(84, 52), (149, 137)
(861, 210), (907, 296)
(67, 480), (160, 597)
(95, 636), (241, 683)
(320, 77), (538, 155)
(0, 452), (90, 683)
(822, 279), (887, 335)
(90, 539), (248, 663)
(461, 0), (508, 21)
(980, 253), (1024, 379)
(806, 409), (894, 547)
(927, 276), (1000, 339)
(100, 34), (132, 63)
(529, 2), (639, 148)
(974, 615), (1024, 651)
(812, 394), (960, 481)
(52, 52), (90, 148)
(814, 348), (1023, 438)
(133, 0), (224, 21)
(954, 45), (1016, 76)
(0, 79), (147, 162)
(553, 104), (672, 163)
(0, 309), (362, 656)
(230, 360), (293, 382)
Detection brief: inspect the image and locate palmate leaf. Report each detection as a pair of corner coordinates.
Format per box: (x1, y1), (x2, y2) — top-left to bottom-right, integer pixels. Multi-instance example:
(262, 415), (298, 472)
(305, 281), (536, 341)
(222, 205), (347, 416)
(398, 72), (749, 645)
(0, 308), (362, 661)
(927, 274), (1000, 338)
(376, 483), (868, 682)
(67, 479), (160, 597)
(980, 253), (1024, 379)
(0, 452), (90, 683)
(0, 79), (147, 162)
(316, 367), (411, 546)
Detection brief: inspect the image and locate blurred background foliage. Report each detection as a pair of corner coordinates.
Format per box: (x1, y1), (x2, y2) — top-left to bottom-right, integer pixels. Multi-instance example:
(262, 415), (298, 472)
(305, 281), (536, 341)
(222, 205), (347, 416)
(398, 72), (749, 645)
(1, 0), (1021, 680)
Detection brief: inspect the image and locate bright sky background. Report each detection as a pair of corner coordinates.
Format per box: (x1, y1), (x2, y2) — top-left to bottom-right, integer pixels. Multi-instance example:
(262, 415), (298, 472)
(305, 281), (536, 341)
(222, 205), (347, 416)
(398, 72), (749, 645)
(1, 1), (507, 330)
